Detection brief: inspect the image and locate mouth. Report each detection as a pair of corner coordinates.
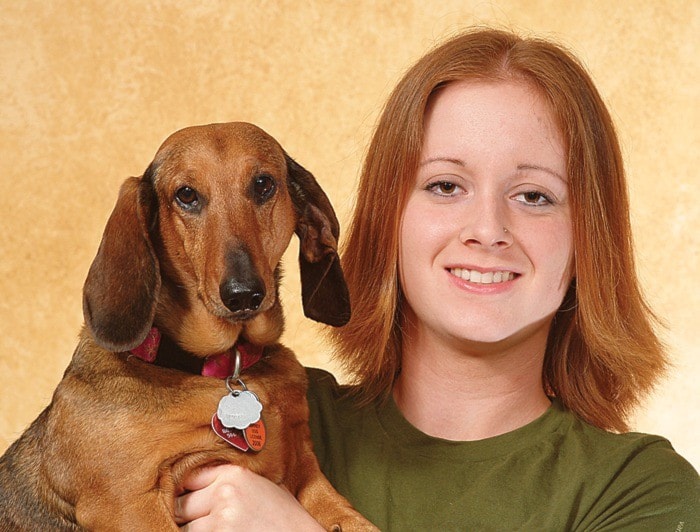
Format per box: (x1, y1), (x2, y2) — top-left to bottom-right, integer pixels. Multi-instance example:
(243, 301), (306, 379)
(449, 268), (517, 285)
(199, 291), (270, 323)
(223, 309), (258, 322)
(217, 300), (272, 323)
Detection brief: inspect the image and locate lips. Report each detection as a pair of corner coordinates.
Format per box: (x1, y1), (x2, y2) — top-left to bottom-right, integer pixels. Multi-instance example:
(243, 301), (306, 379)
(449, 268), (516, 284)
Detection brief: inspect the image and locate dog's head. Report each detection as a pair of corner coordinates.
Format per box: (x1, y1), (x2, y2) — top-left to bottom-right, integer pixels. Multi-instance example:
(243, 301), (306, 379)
(83, 122), (350, 356)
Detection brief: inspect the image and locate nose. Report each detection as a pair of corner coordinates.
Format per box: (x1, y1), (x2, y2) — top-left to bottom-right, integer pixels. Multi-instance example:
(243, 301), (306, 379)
(458, 194), (512, 248)
(220, 247), (266, 314)
(220, 280), (265, 313)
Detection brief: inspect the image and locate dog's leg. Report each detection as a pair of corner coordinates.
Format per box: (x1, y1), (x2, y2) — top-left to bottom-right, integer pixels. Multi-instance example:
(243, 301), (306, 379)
(295, 460), (378, 531)
(75, 491), (178, 531)
(292, 436), (378, 532)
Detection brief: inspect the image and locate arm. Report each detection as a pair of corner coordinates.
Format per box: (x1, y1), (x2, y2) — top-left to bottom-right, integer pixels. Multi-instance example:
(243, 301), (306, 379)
(174, 465), (325, 531)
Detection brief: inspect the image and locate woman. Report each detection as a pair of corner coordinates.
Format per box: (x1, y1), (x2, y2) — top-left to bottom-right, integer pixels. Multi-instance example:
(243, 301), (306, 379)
(175, 28), (699, 530)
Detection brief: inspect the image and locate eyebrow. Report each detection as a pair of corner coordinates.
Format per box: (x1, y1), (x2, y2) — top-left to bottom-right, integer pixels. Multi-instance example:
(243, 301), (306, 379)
(419, 156), (465, 167)
(419, 157), (567, 183)
(517, 164), (567, 183)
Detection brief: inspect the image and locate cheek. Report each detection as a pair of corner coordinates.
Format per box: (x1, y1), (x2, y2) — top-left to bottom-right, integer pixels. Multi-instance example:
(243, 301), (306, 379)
(158, 208), (199, 276)
(398, 201), (423, 290)
(263, 199), (296, 266)
(398, 198), (454, 297)
(400, 198), (453, 258)
(528, 219), (574, 292)
(556, 223), (575, 281)
(399, 204), (429, 284)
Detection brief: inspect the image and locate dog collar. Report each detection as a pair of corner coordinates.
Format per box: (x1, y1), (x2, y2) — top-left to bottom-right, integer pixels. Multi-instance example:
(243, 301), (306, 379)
(129, 327), (263, 379)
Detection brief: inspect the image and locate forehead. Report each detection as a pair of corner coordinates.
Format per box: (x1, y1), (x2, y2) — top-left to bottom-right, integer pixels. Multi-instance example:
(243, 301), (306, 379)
(153, 123), (287, 182)
(426, 79), (561, 135)
(422, 80), (566, 170)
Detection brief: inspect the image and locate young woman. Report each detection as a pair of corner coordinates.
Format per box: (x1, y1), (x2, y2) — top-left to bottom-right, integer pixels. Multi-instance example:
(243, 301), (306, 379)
(174, 28), (699, 530)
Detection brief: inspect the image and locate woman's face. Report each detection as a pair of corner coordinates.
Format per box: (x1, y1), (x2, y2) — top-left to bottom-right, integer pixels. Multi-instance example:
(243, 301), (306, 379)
(399, 80), (573, 353)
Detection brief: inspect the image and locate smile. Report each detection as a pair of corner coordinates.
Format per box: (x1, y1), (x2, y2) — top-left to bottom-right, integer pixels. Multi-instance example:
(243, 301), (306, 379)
(449, 268), (516, 284)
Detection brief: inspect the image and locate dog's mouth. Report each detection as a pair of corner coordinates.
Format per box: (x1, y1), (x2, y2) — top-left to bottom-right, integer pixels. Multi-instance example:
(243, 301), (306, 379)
(206, 300), (270, 324)
(225, 308), (260, 322)
(185, 275), (284, 348)
(200, 288), (275, 324)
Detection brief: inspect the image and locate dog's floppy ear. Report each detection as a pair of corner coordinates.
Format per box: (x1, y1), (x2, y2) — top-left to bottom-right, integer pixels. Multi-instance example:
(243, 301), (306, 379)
(83, 170), (161, 351)
(286, 154), (350, 327)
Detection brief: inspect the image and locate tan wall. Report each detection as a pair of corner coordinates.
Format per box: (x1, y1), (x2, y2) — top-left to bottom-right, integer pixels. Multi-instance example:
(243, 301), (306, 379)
(1, 1), (698, 470)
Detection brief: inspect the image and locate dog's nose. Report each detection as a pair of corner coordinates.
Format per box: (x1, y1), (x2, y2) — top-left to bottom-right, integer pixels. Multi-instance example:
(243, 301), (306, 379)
(220, 247), (266, 315)
(220, 280), (265, 314)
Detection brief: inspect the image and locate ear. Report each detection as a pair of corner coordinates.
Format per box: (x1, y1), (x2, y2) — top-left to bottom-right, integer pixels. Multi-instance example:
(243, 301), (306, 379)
(82, 170), (161, 351)
(286, 154), (350, 327)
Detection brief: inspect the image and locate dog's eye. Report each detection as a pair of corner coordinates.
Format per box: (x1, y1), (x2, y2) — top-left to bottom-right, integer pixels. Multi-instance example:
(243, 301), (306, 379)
(175, 186), (199, 209)
(253, 174), (276, 202)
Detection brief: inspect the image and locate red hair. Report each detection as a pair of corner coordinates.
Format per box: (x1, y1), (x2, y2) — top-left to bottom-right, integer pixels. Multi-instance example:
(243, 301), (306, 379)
(330, 28), (667, 432)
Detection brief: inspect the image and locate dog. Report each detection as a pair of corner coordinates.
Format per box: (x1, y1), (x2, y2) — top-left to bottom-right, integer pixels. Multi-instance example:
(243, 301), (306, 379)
(0, 122), (377, 531)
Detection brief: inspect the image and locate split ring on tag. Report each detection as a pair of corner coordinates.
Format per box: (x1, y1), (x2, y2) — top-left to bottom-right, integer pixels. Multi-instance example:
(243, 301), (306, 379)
(230, 348), (242, 381)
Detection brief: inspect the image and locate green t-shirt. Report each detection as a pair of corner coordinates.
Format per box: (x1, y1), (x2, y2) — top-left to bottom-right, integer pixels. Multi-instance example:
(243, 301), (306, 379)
(306, 368), (699, 531)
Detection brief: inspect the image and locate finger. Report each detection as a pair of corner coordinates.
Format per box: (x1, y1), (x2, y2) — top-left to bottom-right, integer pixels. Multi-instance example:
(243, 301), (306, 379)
(174, 489), (208, 525)
(175, 465), (248, 524)
(179, 515), (216, 532)
(179, 465), (224, 492)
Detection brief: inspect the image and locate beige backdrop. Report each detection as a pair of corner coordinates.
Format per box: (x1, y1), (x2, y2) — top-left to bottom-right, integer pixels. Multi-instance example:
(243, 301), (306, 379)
(1, 1), (698, 470)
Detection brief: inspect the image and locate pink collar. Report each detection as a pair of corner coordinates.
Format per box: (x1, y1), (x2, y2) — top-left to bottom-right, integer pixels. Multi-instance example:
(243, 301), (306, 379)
(129, 327), (263, 379)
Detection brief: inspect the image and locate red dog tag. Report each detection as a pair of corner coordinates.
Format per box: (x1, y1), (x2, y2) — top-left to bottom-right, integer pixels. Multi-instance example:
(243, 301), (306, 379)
(211, 414), (249, 452)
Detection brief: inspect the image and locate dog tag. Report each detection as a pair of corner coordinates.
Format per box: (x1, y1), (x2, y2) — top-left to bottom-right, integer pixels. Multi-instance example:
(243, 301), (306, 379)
(243, 418), (266, 451)
(211, 414), (249, 452)
(216, 379), (263, 430)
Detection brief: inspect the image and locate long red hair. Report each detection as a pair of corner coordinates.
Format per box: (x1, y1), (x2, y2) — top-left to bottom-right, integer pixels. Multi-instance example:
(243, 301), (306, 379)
(330, 28), (667, 432)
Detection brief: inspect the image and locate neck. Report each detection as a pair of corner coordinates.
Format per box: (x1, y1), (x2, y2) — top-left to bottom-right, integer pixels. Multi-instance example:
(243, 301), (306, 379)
(128, 326), (263, 379)
(393, 331), (551, 441)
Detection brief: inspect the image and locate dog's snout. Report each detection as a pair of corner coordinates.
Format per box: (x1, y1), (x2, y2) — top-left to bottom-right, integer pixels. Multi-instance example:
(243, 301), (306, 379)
(220, 247), (266, 315)
(220, 280), (265, 313)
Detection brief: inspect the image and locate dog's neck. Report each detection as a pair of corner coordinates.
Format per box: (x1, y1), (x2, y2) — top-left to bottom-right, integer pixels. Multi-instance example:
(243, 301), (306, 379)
(129, 327), (263, 378)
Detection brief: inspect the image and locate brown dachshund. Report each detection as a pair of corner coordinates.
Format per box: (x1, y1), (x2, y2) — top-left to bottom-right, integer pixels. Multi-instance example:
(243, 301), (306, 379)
(0, 123), (377, 531)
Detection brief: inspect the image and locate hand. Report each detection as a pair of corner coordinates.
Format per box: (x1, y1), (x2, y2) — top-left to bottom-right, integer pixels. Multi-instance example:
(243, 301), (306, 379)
(175, 464), (325, 531)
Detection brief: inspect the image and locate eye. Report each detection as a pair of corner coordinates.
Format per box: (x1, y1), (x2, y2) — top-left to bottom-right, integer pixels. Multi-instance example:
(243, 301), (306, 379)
(252, 174), (276, 202)
(426, 180), (461, 196)
(175, 186), (199, 209)
(514, 190), (554, 206)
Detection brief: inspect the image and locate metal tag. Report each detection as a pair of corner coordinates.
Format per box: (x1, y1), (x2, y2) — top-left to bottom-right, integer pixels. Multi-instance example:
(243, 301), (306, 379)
(216, 389), (263, 430)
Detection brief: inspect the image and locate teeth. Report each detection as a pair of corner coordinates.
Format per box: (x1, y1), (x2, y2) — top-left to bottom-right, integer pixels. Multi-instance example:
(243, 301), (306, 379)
(451, 268), (515, 284)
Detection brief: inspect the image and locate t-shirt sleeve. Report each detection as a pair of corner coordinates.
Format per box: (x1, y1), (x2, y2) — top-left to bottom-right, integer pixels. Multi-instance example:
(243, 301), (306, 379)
(584, 438), (700, 531)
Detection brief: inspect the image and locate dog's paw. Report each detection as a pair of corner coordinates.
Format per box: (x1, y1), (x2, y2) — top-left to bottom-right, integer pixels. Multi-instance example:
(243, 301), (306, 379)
(326, 516), (380, 532)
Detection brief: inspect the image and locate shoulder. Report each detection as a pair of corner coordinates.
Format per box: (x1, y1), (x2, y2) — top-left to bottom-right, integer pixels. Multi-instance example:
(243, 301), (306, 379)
(306, 366), (340, 394)
(305, 367), (363, 427)
(306, 367), (343, 413)
(562, 408), (696, 479)
(606, 432), (699, 527)
(304, 367), (373, 477)
(555, 406), (700, 529)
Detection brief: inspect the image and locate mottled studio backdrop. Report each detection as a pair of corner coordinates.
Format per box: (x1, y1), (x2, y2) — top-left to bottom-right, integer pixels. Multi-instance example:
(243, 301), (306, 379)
(1, 0), (698, 469)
